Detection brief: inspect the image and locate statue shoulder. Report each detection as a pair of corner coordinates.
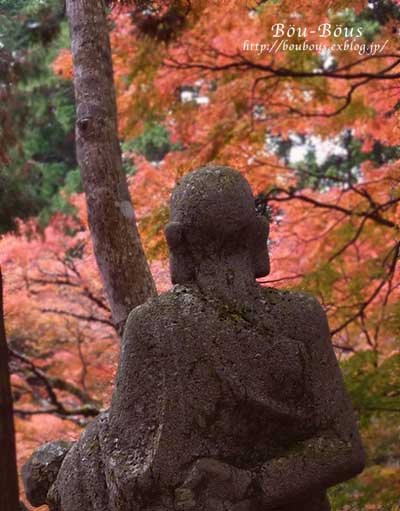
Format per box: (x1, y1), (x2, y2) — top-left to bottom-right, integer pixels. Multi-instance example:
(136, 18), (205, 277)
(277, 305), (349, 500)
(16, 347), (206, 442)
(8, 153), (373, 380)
(123, 285), (204, 340)
(261, 287), (349, 428)
(261, 287), (330, 344)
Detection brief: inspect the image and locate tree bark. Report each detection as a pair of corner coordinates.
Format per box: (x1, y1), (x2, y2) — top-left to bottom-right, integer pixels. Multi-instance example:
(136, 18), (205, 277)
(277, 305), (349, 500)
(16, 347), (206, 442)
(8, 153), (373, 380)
(0, 268), (20, 511)
(65, 0), (156, 334)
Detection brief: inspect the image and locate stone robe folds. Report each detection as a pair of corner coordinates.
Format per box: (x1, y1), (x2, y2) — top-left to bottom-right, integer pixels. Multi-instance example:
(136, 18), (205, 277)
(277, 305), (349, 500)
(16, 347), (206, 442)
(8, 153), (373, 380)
(49, 284), (359, 511)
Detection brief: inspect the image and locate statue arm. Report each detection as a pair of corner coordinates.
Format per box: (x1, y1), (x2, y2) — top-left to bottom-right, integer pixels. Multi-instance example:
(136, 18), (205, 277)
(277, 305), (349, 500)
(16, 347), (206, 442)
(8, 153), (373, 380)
(258, 431), (364, 507)
(176, 430), (364, 509)
(176, 295), (365, 509)
(257, 294), (365, 507)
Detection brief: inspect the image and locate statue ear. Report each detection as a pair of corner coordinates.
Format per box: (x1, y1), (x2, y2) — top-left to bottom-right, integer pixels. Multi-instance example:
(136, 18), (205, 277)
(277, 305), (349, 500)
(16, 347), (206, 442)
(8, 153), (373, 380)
(251, 216), (270, 278)
(256, 215), (270, 239)
(165, 222), (184, 251)
(165, 222), (195, 284)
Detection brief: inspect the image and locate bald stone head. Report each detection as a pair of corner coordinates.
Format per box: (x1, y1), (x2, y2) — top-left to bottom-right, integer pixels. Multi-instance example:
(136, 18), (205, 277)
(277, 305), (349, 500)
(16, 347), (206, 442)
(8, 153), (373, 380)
(165, 165), (270, 283)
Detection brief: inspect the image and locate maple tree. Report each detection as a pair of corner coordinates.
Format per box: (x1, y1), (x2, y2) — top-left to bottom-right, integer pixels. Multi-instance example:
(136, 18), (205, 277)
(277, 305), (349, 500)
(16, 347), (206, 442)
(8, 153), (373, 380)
(1, 0), (400, 509)
(102, 0), (400, 355)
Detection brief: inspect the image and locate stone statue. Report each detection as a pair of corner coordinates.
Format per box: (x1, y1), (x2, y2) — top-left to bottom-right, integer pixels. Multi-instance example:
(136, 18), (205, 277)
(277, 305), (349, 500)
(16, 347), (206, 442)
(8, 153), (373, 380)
(23, 165), (365, 511)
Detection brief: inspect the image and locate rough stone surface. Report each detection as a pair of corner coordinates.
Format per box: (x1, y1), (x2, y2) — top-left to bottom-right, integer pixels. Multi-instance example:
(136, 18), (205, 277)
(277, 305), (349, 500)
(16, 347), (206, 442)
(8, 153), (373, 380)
(23, 165), (365, 510)
(21, 440), (71, 507)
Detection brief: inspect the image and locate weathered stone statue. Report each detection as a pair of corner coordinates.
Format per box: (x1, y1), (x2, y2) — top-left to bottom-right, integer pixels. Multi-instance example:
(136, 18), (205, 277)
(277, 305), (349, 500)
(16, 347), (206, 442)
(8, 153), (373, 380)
(23, 165), (365, 511)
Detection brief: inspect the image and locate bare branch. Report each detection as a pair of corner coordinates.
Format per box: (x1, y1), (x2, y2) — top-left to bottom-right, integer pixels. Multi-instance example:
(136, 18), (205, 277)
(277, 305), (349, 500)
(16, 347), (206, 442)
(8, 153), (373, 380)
(331, 242), (400, 336)
(40, 308), (115, 328)
(14, 405), (100, 418)
(327, 217), (369, 263)
(267, 188), (398, 229)
(9, 348), (101, 417)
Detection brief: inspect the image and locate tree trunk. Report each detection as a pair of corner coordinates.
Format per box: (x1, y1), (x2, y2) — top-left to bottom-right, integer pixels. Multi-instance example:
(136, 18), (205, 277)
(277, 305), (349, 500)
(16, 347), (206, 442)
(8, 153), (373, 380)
(65, 0), (156, 335)
(0, 268), (20, 511)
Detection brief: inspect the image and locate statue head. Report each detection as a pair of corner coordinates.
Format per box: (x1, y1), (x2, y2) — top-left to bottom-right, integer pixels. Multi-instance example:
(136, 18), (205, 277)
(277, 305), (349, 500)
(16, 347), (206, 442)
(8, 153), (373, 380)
(165, 165), (270, 284)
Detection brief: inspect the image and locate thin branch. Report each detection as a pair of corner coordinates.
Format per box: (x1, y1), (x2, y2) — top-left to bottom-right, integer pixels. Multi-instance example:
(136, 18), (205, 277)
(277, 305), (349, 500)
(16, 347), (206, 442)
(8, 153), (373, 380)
(332, 343), (355, 352)
(14, 405), (100, 418)
(258, 274), (304, 284)
(331, 242), (400, 336)
(9, 348), (100, 417)
(40, 308), (115, 328)
(267, 188), (398, 229)
(166, 52), (400, 81)
(10, 348), (63, 414)
(362, 406), (400, 413)
(328, 217), (368, 263)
